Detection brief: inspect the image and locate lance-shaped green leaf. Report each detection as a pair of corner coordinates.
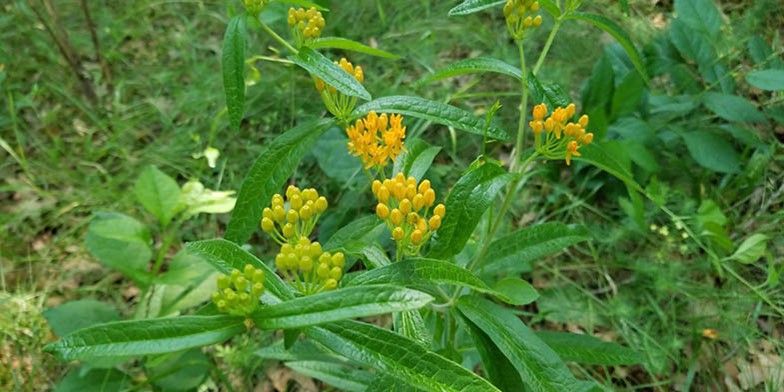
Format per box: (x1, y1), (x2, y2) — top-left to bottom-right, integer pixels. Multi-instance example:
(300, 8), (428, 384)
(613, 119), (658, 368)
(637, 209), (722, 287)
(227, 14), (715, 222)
(394, 309), (432, 347)
(413, 57), (522, 87)
(368, 374), (424, 391)
(482, 222), (590, 274)
(286, 361), (374, 392)
(538, 0), (561, 17)
(222, 16), (246, 131)
(393, 138), (441, 181)
(290, 47), (371, 101)
(528, 73), (571, 110)
(448, 0), (506, 16)
(251, 285), (432, 329)
(674, 0), (720, 39)
(535, 331), (644, 366)
(458, 296), (583, 391)
(354, 96), (511, 141)
(44, 315), (245, 361)
(564, 12), (648, 83)
(134, 165), (181, 228)
(185, 239), (294, 300)
(461, 314), (523, 391)
(310, 37), (399, 59)
(346, 258), (536, 305)
(576, 141), (643, 193)
(225, 119), (333, 244)
(428, 163), (514, 260)
(703, 92), (767, 123)
(746, 70), (784, 91)
(306, 320), (500, 392)
(324, 215), (384, 251)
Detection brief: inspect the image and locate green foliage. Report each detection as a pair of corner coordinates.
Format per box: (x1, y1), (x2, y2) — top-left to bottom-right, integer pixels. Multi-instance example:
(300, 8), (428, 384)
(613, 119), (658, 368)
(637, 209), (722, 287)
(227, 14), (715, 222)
(291, 47), (371, 101)
(222, 16), (247, 131)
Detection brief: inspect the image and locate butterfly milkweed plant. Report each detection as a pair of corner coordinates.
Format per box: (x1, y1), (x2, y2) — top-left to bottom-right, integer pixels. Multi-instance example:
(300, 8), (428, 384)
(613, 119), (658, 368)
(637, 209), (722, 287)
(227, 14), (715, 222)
(45, 0), (656, 390)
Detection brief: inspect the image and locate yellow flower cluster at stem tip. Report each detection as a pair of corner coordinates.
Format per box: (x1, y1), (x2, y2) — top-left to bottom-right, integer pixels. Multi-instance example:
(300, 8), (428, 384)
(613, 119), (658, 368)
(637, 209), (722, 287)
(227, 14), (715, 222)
(503, 0), (542, 40)
(528, 103), (594, 165)
(261, 185), (328, 245)
(288, 7), (325, 45)
(275, 237), (345, 295)
(212, 264), (265, 317)
(315, 58), (364, 121)
(373, 174), (445, 258)
(243, 0), (270, 17)
(346, 111), (407, 170)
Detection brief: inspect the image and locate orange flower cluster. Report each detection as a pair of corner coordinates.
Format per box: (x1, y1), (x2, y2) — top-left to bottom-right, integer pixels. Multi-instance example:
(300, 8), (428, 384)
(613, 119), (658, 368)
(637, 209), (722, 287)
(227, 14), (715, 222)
(346, 111), (407, 169)
(529, 103), (594, 165)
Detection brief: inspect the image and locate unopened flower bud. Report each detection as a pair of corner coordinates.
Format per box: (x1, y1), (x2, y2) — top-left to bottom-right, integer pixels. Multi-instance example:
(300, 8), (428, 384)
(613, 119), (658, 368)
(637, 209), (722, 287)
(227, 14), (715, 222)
(376, 203), (390, 219)
(434, 203), (446, 218)
(392, 227), (404, 241)
(429, 215), (442, 230)
(261, 217), (274, 232)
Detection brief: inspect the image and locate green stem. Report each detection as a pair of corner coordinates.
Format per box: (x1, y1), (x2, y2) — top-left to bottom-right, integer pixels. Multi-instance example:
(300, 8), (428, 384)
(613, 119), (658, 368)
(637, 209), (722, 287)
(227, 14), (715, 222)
(511, 40), (529, 173)
(533, 17), (563, 75)
(258, 20), (298, 55)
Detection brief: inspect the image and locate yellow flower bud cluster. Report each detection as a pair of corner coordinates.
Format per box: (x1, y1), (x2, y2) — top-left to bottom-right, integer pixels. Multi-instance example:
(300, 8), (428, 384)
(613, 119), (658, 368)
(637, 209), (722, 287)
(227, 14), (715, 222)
(275, 237), (345, 295)
(243, 0), (270, 17)
(260, 185), (328, 244)
(372, 173), (446, 257)
(503, 0), (543, 40)
(212, 264), (265, 317)
(528, 103), (594, 166)
(346, 111), (407, 170)
(288, 7), (325, 45)
(315, 58), (365, 121)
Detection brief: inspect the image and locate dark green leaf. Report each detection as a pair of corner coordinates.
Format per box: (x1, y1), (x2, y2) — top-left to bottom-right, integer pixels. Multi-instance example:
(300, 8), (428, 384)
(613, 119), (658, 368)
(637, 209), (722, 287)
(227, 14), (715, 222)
(576, 141), (643, 192)
(310, 37), (399, 59)
(461, 315), (523, 391)
(674, 0), (720, 39)
(44, 315), (245, 361)
(703, 92), (766, 123)
(85, 212), (151, 284)
(458, 296), (583, 391)
(538, 0), (561, 17)
(147, 349), (210, 391)
(669, 19), (715, 67)
(306, 320), (500, 391)
(367, 374), (424, 391)
(746, 70), (784, 91)
(610, 72), (645, 120)
(581, 54), (614, 114)
(483, 222), (590, 274)
(536, 331), (644, 365)
(312, 127), (360, 182)
(448, 0), (506, 16)
(429, 163), (513, 260)
(287, 361), (374, 392)
(393, 138), (441, 181)
(394, 309), (432, 347)
(225, 119), (333, 244)
(222, 16), (246, 131)
(44, 300), (120, 337)
(290, 47), (371, 100)
(324, 215), (384, 251)
(682, 130), (741, 174)
(54, 368), (130, 392)
(413, 57), (522, 87)
(134, 165), (181, 227)
(354, 96), (511, 141)
(251, 285), (433, 329)
(256, 339), (341, 362)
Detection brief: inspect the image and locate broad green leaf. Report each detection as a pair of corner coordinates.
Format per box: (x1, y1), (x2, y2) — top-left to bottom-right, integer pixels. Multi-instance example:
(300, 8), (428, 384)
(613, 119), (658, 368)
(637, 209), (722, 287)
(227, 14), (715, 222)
(310, 37), (399, 59)
(225, 119), (333, 244)
(457, 296), (583, 391)
(581, 54), (614, 114)
(669, 19), (715, 68)
(348, 243), (392, 269)
(611, 72), (645, 120)
(256, 339), (341, 362)
(346, 258), (532, 305)
(413, 57), (522, 87)
(147, 349), (210, 391)
(703, 92), (766, 123)
(528, 73), (571, 110)
(393, 138), (441, 181)
(429, 163), (514, 260)
(462, 314), (523, 391)
(576, 141), (643, 192)
(44, 300), (120, 337)
(538, 0), (561, 17)
(324, 215), (384, 251)
(682, 130), (741, 174)
(222, 16), (246, 131)
(54, 368), (130, 392)
(448, 0), (505, 16)
(492, 277), (539, 305)
(44, 315), (244, 361)
(286, 361), (374, 392)
(290, 47), (371, 101)
(536, 331), (644, 365)
(394, 309), (432, 347)
(367, 374), (424, 391)
(306, 320), (501, 391)
(482, 222), (590, 274)
(727, 233), (769, 264)
(85, 212), (151, 284)
(134, 165), (181, 228)
(354, 96), (511, 141)
(746, 70), (784, 91)
(251, 285), (432, 329)
(674, 0), (720, 39)
(312, 127), (360, 182)
(565, 12), (648, 82)
(185, 239), (294, 301)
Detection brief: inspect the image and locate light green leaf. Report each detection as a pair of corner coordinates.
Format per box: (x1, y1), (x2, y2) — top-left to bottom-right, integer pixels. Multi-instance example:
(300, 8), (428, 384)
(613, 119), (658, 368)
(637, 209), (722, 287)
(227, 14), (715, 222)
(394, 309), (432, 347)
(393, 138), (441, 181)
(703, 92), (766, 123)
(674, 0), (720, 39)
(251, 285), (432, 329)
(429, 163), (514, 260)
(727, 234), (769, 264)
(354, 96), (511, 141)
(222, 16), (246, 131)
(483, 222), (590, 274)
(536, 331), (644, 365)
(413, 57), (522, 87)
(367, 374), (424, 391)
(306, 320), (500, 391)
(682, 130), (741, 174)
(448, 0), (506, 16)
(564, 12), (648, 82)
(134, 165), (181, 227)
(310, 37), (399, 59)
(147, 349), (210, 391)
(290, 47), (371, 101)
(492, 278), (539, 305)
(538, 0), (561, 17)
(462, 314), (523, 391)
(44, 315), (245, 361)
(457, 296), (583, 391)
(85, 212), (152, 284)
(286, 361), (374, 392)
(43, 300), (120, 337)
(576, 141), (643, 192)
(746, 70), (784, 91)
(225, 119), (333, 244)
(185, 239), (294, 301)
(54, 368), (130, 392)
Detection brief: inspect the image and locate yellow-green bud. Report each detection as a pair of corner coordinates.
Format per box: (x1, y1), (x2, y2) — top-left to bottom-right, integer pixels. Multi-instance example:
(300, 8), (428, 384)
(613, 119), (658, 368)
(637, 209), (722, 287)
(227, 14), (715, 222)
(261, 217), (274, 232)
(300, 204), (313, 220)
(217, 275), (231, 290)
(376, 203), (390, 219)
(434, 203), (446, 218)
(329, 266), (342, 280)
(392, 227), (404, 241)
(331, 252), (345, 268)
(283, 223), (295, 238)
